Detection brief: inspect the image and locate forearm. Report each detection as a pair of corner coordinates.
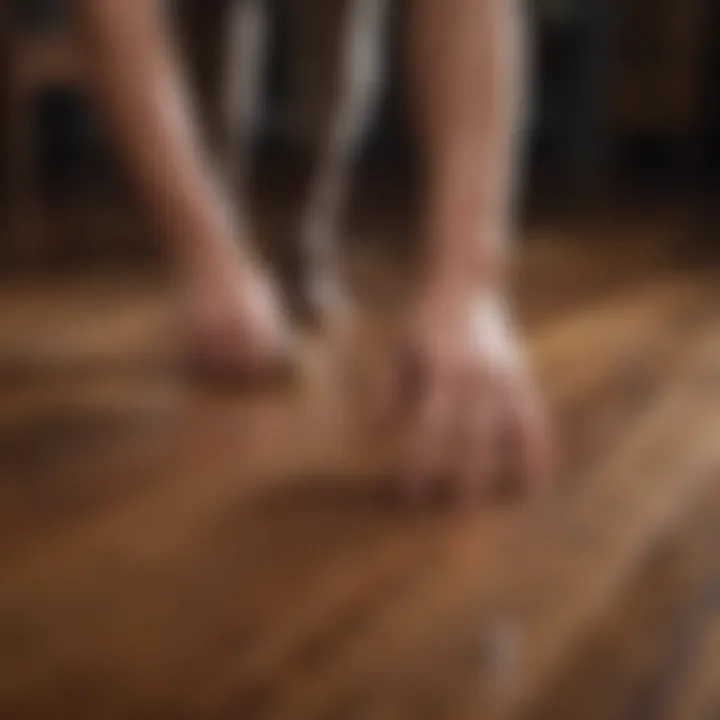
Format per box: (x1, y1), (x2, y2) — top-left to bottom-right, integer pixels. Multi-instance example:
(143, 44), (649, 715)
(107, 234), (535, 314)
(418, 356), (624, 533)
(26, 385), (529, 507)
(73, 0), (242, 269)
(407, 0), (527, 293)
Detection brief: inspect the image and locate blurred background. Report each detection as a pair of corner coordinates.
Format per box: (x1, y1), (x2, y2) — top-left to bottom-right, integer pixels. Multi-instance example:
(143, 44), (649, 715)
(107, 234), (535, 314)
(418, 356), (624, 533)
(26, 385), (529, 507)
(1, 0), (718, 272)
(3, 4), (720, 717)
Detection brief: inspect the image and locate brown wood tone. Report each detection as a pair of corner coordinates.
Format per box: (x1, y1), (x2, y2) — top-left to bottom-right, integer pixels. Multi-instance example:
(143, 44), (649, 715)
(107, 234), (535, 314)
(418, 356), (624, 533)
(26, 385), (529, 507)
(0, 217), (719, 719)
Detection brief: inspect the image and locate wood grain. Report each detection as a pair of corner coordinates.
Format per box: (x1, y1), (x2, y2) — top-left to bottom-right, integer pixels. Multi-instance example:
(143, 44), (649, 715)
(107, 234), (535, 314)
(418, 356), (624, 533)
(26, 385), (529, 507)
(0, 227), (718, 719)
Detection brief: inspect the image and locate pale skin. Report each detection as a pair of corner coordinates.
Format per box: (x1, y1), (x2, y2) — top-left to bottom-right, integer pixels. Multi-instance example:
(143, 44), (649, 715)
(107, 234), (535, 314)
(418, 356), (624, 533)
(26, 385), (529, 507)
(73, 0), (551, 499)
(74, 0), (289, 375)
(397, 0), (551, 498)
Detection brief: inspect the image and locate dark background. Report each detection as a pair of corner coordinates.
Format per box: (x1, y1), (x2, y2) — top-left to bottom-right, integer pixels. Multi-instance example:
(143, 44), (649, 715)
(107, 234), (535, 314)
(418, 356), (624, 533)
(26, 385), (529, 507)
(2, 0), (719, 265)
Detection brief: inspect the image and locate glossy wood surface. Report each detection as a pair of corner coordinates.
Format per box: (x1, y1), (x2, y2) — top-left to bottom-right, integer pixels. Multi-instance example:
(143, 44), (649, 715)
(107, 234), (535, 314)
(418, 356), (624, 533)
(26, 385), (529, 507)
(0, 215), (719, 719)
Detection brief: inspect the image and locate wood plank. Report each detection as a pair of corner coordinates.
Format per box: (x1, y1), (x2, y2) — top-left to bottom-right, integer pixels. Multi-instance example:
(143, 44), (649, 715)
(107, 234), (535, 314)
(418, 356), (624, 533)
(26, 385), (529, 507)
(0, 241), (717, 718)
(0, 276), (701, 572)
(522, 477), (720, 719)
(229, 288), (720, 719)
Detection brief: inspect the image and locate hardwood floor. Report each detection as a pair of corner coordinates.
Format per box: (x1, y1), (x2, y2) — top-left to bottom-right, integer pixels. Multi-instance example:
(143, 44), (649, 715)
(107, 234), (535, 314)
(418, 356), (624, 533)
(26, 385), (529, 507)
(0, 216), (719, 719)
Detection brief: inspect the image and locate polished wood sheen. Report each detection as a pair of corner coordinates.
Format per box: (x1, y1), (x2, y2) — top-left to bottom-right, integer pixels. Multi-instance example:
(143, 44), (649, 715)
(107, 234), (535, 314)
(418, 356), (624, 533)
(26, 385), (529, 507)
(0, 215), (719, 719)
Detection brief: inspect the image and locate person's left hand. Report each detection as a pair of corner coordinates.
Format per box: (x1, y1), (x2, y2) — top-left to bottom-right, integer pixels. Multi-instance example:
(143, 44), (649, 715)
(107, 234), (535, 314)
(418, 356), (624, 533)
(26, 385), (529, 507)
(375, 283), (552, 503)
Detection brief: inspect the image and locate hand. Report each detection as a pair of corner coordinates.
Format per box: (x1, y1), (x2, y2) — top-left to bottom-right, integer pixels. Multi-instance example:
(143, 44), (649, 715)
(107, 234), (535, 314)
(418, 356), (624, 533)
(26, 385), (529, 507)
(183, 261), (292, 378)
(377, 285), (552, 503)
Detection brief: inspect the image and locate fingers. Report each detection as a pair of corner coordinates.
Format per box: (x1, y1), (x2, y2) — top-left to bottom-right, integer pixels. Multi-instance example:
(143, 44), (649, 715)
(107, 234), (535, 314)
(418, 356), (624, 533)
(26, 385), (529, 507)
(505, 378), (554, 498)
(456, 373), (498, 504)
(403, 370), (453, 501)
(397, 368), (553, 505)
(372, 342), (423, 431)
(380, 332), (553, 504)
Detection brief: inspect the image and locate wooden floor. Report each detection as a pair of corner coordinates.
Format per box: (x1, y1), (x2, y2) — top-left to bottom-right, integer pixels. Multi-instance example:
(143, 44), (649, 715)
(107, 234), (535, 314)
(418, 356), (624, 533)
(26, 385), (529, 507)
(1, 214), (720, 719)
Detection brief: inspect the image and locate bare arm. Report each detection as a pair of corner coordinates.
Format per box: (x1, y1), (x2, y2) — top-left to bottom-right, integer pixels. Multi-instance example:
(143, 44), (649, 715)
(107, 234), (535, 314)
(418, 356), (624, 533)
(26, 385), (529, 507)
(378, 0), (548, 500)
(407, 0), (527, 293)
(73, 0), (287, 376)
(73, 0), (247, 274)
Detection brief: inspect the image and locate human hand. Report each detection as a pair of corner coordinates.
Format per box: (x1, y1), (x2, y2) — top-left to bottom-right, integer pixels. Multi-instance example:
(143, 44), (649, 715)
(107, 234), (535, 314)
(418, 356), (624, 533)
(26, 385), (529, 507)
(183, 260), (292, 379)
(376, 284), (552, 503)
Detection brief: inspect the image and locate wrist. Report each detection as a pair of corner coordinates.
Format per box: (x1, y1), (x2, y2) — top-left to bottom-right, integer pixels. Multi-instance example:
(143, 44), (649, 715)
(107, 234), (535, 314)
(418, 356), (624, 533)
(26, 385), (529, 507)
(419, 237), (508, 303)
